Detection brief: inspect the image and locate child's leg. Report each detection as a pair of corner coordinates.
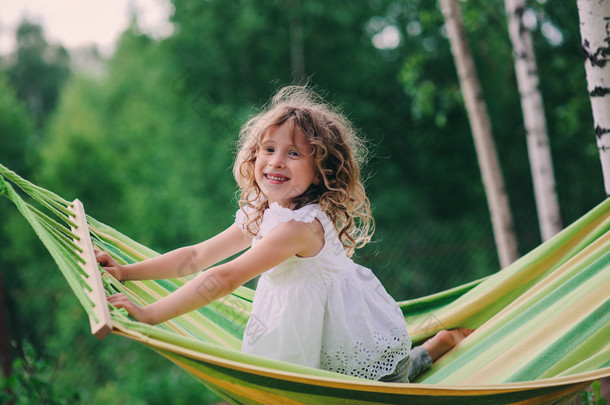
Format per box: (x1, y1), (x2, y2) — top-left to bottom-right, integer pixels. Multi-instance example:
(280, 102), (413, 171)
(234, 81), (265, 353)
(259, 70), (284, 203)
(380, 329), (473, 383)
(408, 346), (433, 381)
(422, 328), (473, 361)
(409, 328), (473, 381)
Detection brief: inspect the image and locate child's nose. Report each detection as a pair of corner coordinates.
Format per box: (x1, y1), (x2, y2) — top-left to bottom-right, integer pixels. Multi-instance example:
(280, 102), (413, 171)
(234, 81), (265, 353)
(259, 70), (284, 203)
(269, 155), (285, 168)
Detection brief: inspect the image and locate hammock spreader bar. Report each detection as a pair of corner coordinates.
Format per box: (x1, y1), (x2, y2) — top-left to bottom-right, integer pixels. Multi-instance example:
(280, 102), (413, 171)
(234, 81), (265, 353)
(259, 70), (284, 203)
(68, 198), (113, 339)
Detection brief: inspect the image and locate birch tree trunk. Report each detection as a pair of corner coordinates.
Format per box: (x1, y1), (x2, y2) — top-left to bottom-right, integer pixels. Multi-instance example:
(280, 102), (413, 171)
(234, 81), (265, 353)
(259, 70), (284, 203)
(504, 0), (562, 241)
(577, 0), (610, 195)
(439, 0), (519, 267)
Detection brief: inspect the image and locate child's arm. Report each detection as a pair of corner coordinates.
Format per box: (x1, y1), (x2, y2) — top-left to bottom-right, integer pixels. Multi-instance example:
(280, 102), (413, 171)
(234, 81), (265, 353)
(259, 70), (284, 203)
(97, 224), (252, 281)
(110, 219), (323, 324)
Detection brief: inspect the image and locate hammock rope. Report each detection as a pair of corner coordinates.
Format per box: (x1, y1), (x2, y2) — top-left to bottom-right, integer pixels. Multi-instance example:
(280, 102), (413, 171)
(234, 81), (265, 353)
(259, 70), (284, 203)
(1, 163), (609, 404)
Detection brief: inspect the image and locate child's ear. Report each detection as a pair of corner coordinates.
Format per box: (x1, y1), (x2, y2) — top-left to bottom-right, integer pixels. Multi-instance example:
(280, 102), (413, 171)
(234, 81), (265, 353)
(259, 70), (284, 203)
(313, 173), (322, 185)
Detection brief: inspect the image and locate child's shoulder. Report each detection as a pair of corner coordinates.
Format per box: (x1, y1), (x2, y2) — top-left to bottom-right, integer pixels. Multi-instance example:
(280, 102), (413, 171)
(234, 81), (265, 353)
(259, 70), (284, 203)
(267, 202), (322, 224)
(266, 207), (325, 257)
(236, 202), (329, 242)
(235, 202), (322, 222)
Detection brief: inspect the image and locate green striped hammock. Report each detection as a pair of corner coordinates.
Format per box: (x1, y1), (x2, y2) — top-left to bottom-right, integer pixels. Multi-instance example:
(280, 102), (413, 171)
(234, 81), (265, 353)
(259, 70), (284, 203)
(1, 163), (608, 404)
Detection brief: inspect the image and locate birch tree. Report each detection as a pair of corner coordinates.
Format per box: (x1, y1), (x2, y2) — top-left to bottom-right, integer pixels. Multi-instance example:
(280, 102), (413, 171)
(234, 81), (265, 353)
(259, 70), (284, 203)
(439, 0), (519, 267)
(504, 0), (562, 241)
(577, 0), (610, 195)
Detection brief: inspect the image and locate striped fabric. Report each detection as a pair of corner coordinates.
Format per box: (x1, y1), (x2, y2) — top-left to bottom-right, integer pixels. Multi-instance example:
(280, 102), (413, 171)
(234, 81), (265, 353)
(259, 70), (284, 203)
(1, 163), (608, 404)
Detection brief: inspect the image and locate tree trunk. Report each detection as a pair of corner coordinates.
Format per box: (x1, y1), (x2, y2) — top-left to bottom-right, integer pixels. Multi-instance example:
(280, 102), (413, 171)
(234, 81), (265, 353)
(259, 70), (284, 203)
(504, 0), (562, 241)
(577, 0), (610, 195)
(575, 1), (610, 400)
(439, 0), (520, 267)
(289, 0), (306, 81)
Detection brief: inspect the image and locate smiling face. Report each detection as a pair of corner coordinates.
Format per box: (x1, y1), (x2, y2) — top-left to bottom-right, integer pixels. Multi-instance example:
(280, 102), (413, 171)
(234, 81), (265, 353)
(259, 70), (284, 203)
(254, 120), (320, 207)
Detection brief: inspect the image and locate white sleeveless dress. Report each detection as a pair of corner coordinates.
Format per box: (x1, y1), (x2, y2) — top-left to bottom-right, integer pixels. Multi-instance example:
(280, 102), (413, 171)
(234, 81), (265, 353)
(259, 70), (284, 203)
(236, 203), (411, 380)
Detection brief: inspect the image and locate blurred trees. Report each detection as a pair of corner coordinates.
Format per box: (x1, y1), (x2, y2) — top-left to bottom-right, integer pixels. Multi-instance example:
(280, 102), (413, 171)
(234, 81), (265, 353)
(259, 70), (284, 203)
(0, 72), (36, 402)
(0, 1), (605, 403)
(0, 74), (35, 175)
(383, 0), (603, 292)
(7, 21), (70, 129)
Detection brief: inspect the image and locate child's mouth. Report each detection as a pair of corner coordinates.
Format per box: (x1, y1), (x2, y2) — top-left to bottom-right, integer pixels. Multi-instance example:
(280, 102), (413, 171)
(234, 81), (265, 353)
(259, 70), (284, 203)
(265, 174), (289, 183)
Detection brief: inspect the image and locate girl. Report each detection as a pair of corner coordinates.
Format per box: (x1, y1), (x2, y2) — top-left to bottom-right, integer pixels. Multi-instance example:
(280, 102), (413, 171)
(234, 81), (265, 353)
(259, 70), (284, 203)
(96, 86), (471, 383)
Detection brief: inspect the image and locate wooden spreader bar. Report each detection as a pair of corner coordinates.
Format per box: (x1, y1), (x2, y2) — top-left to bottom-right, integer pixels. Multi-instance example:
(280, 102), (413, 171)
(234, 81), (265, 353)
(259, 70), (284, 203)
(69, 199), (113, 339)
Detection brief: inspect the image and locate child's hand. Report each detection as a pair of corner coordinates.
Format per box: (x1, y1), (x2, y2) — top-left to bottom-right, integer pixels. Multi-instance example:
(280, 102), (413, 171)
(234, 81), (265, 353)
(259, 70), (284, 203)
(107, 293), (153, 324)
(95, 250), (124, 281)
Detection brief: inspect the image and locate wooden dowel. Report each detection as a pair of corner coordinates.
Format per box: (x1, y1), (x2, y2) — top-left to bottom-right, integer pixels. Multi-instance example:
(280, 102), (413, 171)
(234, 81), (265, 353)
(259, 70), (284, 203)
(69, 199), (113, 339)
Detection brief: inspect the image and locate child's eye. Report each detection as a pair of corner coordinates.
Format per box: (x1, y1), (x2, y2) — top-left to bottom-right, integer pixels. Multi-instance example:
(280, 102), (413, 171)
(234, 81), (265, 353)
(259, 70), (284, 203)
(288, 150), (299, 157)
(264, 147), (274, 153)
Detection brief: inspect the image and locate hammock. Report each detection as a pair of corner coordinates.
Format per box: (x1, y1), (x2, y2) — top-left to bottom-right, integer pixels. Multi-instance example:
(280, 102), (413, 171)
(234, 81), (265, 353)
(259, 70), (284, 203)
(1, 163), (608, 404)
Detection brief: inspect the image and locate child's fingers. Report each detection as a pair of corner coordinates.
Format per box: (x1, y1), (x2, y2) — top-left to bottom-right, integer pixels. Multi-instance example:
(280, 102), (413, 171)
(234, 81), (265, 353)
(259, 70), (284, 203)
(107, 293), (130, 308)
(95, 252), (121, 280)
(95, 250), (112, 266)
(107, 293), (147, 322)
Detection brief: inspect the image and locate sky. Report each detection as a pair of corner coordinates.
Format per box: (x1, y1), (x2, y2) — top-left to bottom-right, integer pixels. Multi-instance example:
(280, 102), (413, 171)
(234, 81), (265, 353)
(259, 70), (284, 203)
(0, 0), (173, 55)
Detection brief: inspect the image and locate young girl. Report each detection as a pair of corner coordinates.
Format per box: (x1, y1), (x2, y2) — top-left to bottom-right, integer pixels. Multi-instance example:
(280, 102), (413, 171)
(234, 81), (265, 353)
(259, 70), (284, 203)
(96, 86), (471, 383)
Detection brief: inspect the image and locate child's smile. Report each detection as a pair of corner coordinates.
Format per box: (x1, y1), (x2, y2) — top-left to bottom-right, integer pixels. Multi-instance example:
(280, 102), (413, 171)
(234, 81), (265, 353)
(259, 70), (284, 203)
(264, 173), (289, 183)
(255, 121), (320, 207)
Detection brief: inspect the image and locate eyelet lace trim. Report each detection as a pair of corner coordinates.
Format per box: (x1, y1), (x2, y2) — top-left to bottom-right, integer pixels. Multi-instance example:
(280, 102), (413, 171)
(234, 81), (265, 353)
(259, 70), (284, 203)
(319, 325), (410, 380)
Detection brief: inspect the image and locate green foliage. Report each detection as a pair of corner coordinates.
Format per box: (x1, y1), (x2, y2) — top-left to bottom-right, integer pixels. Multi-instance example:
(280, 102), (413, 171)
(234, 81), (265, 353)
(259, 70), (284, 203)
(7, 20), (70, 129)
(580, 380), (608, 405)
(0, 73), (35, 175)
(40, 26), (245, 251)
(0, 341), (78, 405)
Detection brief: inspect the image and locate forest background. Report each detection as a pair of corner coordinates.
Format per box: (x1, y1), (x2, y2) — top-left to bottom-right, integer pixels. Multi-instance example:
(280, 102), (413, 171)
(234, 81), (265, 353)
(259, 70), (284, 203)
(0, 0), (605, 403)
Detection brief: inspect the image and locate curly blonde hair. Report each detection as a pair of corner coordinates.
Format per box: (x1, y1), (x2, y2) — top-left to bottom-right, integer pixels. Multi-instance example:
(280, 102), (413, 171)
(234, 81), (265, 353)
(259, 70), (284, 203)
(233, 86), (373, 256)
